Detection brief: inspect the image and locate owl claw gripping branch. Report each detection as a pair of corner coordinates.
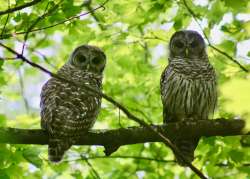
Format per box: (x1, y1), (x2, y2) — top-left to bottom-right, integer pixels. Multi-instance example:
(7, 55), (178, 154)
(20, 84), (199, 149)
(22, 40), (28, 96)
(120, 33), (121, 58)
(160, 30), (217, 166)
(40, 45), (106, 162)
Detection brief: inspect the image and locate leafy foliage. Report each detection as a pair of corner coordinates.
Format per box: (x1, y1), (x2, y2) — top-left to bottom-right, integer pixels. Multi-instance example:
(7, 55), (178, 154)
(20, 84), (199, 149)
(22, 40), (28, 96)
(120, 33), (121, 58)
(0, 0), (250, 178)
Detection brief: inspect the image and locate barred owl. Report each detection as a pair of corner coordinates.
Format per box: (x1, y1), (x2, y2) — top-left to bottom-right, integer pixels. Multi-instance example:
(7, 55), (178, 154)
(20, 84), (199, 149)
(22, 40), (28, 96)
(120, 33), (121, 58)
(160, 30), (217, 165)
(40, 45), (106, 162)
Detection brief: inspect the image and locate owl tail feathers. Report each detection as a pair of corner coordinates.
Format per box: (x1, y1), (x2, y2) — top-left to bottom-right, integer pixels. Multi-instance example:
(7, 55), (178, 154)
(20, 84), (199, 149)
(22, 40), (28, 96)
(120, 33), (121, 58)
(174, 139), (199, 166)
(48, 138), (71, 163)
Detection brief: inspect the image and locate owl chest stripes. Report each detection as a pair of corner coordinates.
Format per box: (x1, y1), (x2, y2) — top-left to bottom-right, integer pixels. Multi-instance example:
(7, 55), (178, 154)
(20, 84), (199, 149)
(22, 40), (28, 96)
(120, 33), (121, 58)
(53, 87), (100, 135)
(161, 67), (216, 119)
(41, 79), (101, 136)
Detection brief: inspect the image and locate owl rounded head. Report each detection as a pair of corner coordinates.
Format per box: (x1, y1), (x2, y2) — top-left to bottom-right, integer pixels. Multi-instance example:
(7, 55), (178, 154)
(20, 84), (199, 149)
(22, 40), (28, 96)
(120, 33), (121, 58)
(169, 30), (207, 60)
(69, 45), (106, 74)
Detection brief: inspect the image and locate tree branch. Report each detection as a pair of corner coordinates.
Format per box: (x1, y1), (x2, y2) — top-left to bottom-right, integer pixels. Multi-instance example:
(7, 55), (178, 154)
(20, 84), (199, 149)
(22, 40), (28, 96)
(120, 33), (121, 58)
(17, 69), (30, 114)
(84, 158), (101, 179)
(0, 0), (109, 40)
(84, 0), (106, 30)
(21, 0), (63, 54)
(0, 119), (245, 146)
(0, 0), (42, 16)
(76, 155), (175, 164)
(0, 0), (10, 37)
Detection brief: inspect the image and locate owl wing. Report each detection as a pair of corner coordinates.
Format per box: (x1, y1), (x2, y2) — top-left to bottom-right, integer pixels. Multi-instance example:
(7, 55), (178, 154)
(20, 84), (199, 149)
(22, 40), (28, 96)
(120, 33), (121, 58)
(40, 78), (101, 136)
(40, 78), (61, 134)
(160, 66), (177, 122)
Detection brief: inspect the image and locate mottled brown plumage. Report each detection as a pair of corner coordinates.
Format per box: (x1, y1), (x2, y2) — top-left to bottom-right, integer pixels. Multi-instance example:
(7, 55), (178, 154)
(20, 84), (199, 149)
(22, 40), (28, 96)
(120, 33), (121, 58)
(40, 45), (106, 162)
(160, 30), (217, 165)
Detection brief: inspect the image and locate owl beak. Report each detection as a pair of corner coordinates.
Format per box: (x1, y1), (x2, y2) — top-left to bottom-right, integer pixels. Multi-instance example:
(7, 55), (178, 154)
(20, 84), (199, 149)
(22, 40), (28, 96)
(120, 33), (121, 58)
(185, 48), (189, 57)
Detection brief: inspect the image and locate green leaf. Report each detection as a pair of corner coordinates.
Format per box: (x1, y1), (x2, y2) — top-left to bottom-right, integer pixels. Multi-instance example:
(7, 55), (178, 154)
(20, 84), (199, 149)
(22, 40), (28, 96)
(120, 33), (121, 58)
(229, 150), (244, 163)
(224, 0), (248, 11)
(0, 170), (9, 179)
(0, 114), (6, 127)
(218, 40), (236, 56)
(22, 148), (43, 168)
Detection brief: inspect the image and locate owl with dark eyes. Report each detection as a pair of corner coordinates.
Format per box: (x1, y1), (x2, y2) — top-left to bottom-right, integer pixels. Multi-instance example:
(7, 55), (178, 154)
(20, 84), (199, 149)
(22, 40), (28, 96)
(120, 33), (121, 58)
(40, 45), (106, 162)
(160, 30), (217, 165)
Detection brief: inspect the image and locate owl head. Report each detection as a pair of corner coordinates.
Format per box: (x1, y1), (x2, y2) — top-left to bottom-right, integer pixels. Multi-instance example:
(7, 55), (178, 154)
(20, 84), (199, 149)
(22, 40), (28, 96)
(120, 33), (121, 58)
(69, 45), (106, 74)
(169, 30), (207, 60)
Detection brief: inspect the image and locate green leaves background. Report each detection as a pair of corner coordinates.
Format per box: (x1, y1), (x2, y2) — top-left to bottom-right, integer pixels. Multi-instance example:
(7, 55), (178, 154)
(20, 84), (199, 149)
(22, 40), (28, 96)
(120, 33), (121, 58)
(0, 0), (250, 178)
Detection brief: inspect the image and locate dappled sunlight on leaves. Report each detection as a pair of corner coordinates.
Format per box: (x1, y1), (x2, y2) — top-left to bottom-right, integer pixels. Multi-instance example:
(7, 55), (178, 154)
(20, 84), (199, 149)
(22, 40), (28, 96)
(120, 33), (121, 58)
(0, 0), (249, 178)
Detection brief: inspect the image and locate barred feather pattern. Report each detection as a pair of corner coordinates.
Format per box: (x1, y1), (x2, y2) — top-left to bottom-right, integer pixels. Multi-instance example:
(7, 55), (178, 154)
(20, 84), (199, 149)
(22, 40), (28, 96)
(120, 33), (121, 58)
(160, 57), (217, 165)
(40, 64), (103, 162)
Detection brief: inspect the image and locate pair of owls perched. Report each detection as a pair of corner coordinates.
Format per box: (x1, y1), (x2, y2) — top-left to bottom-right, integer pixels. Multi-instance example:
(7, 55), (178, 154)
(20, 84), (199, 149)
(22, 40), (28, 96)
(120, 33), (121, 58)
(40, 30), (217, 165)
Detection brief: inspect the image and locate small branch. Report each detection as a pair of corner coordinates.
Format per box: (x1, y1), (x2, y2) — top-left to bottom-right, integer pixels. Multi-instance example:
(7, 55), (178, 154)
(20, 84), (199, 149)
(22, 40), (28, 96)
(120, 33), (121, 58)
(83, 157), (101, 179)
(0, 0), (10, 38)
(138, 26), (150, 63)
(14, 35), (57, 70)
(182, 0), (249, 73)
(73, 155), (175, 164)
(0, 0), (109, 40)
(84, 0), (105, 30)
(216, 163), (250, 167)
(21, 1), (63, 54)
(209, 45), (248, 72)
(0, 0), (42, 16)
(17, 69), (30, 113)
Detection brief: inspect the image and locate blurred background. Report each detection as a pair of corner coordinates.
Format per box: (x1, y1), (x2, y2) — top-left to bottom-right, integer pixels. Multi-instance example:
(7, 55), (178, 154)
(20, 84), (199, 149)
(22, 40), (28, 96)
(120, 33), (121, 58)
(0, 0), (250, 178)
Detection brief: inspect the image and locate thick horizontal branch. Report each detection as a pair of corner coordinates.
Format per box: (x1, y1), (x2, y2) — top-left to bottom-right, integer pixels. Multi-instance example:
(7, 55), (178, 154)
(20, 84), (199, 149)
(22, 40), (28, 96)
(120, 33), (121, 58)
(0, 119), (245, 146)
(0, 0), (42, 16)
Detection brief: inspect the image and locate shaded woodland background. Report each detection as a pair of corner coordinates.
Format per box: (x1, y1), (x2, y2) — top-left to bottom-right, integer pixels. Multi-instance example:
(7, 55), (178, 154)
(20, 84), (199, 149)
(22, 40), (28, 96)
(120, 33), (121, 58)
(0, 0), (250, 178)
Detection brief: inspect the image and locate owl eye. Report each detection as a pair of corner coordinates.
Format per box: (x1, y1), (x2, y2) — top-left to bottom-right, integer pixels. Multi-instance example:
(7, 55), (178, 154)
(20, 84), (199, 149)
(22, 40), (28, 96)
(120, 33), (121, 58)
(190, 41), (198, 48)
(174, 40), (184, 48)
(92, 57), (103, 65)
(75, 54), (87, 65)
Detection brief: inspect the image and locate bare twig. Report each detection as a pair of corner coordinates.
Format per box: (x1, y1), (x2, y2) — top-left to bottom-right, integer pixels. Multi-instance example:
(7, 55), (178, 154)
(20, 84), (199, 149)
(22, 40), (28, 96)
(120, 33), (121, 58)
(0, 0), (10, 38)
(0, 0), (109, 40)
(21, 1), (63, 54)
(138, 26), (150, 63)
(0, 57), (17, 60)
(0, 0), (42, 16)
(182, 0), (248, 73)
(216, 163), (250, 167)
(83, 157), (101, 179)
(0, 43), (207, 178)
(144, 33), (168, 42)
(17, 69), (30, 113)
(84, 0), (105, 30)
(14, 35), (57, 70)
(77, 155), (175, 164)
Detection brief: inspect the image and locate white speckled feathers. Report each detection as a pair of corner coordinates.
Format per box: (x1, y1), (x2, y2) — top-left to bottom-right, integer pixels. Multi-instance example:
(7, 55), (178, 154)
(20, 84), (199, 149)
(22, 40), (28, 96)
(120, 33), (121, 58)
(40, 45), (106, 162)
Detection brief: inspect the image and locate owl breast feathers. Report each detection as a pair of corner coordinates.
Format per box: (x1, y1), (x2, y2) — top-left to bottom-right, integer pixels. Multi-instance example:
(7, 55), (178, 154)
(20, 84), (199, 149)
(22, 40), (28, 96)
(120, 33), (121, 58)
(40, 45), (106, 162)
(160, 30), (217, 165)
